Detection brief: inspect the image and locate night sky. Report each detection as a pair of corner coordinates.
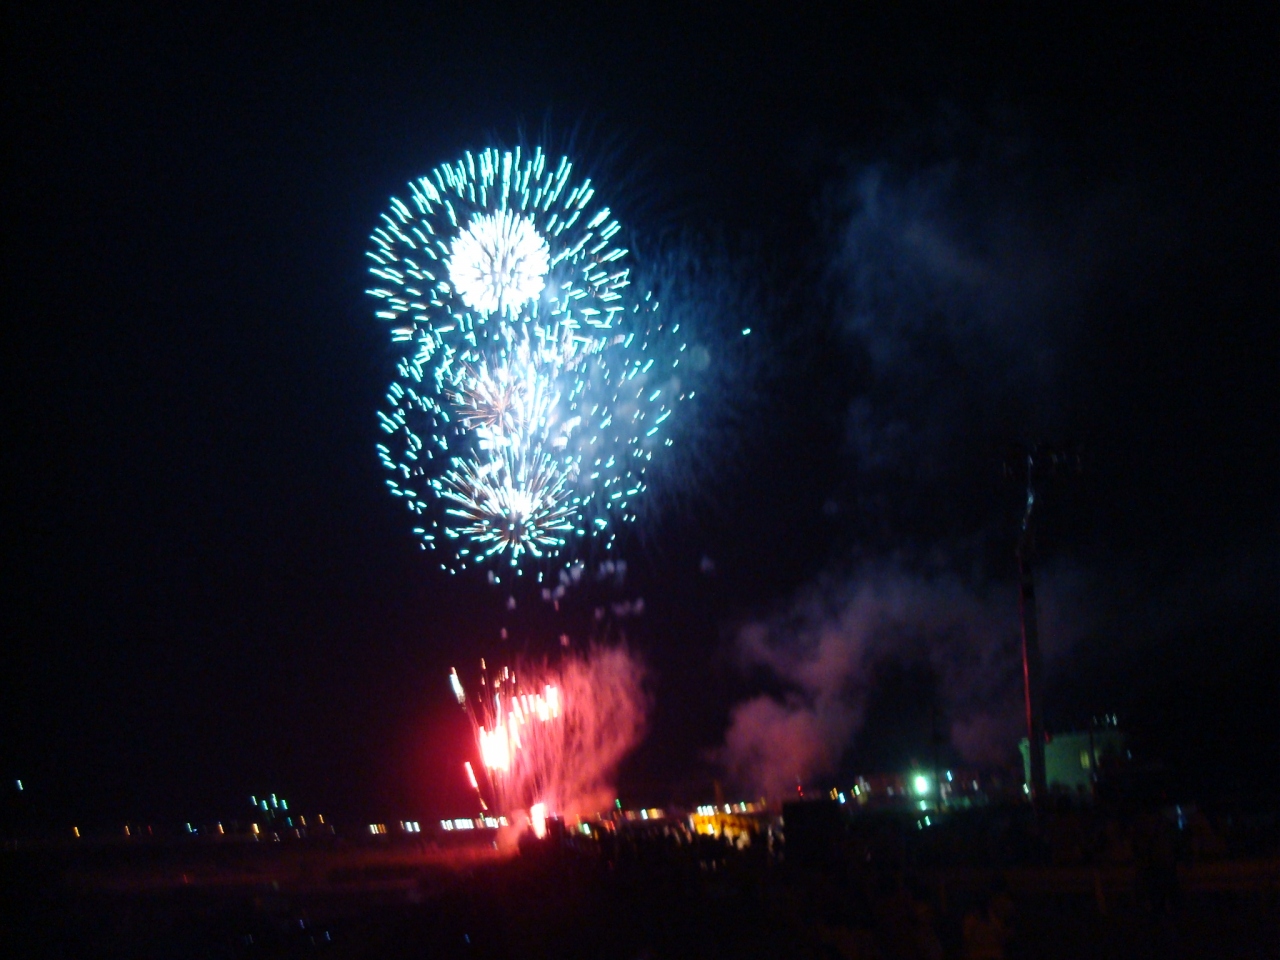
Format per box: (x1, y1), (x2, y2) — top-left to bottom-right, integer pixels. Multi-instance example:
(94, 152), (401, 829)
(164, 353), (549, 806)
(7, 2), (1276, 827)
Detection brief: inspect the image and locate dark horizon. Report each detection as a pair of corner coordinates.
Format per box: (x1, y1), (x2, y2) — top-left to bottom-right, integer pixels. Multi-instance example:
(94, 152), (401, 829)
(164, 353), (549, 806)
(6, 1), (1276, 830)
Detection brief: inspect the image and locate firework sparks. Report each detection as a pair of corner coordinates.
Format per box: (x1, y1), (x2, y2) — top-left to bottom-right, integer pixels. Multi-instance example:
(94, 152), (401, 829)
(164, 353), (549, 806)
(369, 146), (683, 579)
(447, 210), (551, 316)
(451, 646), (647, 821)
(436, 447), (577, 561)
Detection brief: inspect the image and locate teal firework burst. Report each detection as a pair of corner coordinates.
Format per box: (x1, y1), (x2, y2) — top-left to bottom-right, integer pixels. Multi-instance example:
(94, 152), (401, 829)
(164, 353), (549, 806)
(367, 147), (685, 580)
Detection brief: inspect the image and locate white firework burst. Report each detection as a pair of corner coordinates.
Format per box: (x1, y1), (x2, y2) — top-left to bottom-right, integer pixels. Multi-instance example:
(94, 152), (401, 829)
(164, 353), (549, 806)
(447, 210), (551, 316)
(436, 446), (577, 563)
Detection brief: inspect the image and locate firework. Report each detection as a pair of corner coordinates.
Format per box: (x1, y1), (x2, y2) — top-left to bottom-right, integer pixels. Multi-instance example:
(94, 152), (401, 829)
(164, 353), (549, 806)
(369, 147), (685, 579)
(450, 646), (647, 821)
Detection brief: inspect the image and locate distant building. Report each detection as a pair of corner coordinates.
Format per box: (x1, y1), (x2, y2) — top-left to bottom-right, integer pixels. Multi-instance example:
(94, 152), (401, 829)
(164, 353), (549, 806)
(689, 802), (769, 845)
(1019, 727), (1127, 796)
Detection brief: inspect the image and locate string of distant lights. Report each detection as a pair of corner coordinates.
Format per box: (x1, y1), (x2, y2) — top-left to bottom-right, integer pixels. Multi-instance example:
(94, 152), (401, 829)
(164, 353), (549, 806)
(367, 146), (687, 581)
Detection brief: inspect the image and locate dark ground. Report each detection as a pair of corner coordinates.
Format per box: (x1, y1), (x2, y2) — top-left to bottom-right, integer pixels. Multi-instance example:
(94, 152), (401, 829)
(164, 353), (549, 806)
(2, 824), (1276, 959)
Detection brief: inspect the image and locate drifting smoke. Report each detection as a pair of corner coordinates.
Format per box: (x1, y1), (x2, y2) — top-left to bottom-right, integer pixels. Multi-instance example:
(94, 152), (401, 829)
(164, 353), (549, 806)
(720, 119), (1164, 796)
(721, 565), (1022, 798)
(630, 234), (775, 525)
(827, 136), (1138, 550)
(551, 644), (650, 814)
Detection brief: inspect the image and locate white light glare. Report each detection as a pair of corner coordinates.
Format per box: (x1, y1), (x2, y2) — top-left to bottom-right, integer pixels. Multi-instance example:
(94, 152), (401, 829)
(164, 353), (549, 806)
(448, 211), (549, 316)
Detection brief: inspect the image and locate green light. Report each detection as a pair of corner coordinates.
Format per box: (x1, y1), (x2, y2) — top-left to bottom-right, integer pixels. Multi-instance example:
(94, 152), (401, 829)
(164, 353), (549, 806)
(913, 774), (930, 796)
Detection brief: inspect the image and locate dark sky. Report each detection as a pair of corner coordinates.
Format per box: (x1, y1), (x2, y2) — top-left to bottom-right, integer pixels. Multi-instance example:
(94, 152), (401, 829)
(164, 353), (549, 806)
(6, 2), (1276, 826)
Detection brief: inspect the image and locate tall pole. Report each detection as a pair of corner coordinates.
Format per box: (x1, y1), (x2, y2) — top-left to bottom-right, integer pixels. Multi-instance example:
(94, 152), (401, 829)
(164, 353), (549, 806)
(1016, 460), (1047, 809)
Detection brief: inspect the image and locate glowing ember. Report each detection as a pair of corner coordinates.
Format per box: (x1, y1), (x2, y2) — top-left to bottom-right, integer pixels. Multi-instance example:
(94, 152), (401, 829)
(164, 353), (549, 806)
(529, 802), (548, 839)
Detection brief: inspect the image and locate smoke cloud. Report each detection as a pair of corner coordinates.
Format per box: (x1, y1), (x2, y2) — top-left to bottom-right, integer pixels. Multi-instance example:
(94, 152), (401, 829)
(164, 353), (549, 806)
(825, 134), (1148, 553)
(720, 119), (1161, 796)
(543, 643), (649, 815)
(632, 234), (776, 526)
(721, 564), (1030, 797)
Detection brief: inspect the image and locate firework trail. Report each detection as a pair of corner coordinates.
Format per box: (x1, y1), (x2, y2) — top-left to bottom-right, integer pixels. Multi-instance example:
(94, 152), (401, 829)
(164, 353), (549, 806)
(450, 645), (647, 819)
(368, 147), (686, 581)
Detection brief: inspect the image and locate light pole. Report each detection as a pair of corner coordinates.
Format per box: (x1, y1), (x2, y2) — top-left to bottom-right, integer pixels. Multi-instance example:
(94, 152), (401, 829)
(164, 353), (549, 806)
(1005, 444), (1080, 812)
